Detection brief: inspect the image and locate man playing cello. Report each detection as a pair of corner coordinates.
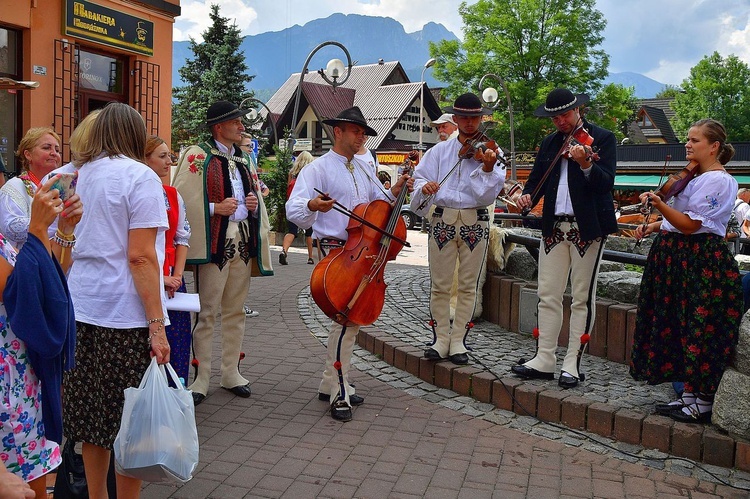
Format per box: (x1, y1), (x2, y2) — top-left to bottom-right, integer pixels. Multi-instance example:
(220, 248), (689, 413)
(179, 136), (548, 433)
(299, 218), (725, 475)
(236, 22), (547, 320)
(286, 107), (412, 422)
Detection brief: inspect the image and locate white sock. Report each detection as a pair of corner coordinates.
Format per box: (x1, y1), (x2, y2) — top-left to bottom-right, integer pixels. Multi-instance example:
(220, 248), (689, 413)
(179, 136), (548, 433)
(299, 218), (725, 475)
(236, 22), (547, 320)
(678, 392), (696, 406)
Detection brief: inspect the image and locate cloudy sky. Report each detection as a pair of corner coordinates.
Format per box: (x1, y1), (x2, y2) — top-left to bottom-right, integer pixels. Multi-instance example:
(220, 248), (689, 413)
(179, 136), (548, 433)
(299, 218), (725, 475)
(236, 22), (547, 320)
(173, 0), (750, 86)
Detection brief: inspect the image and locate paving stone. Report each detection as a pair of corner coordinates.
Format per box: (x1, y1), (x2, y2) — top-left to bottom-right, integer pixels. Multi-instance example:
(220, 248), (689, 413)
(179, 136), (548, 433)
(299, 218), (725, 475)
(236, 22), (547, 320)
(138, 254), (750, 498)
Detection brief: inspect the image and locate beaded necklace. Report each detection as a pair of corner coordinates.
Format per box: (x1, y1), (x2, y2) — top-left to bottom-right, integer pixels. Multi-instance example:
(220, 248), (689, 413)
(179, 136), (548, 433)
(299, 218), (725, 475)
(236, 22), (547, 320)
(210, 148), (248, 180)
(18, 171), (42, 197)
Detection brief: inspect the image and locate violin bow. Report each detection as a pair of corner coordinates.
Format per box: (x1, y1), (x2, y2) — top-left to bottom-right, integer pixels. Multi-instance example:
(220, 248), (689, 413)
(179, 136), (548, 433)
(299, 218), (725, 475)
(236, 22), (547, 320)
(522, 118), (583, 215)
(415, 128), (494, 212)
(313, 188), (410, 247)
(633, 154), (671, 249)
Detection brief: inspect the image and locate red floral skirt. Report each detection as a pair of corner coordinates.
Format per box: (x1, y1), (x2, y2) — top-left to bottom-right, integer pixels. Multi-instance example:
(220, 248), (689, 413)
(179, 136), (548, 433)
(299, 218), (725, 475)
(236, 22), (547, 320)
(630, 231), (742, 393)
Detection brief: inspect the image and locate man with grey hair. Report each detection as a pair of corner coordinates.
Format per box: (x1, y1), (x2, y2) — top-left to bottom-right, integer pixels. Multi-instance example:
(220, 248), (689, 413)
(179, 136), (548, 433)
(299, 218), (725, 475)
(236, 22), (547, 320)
(430, 113), (458, 142)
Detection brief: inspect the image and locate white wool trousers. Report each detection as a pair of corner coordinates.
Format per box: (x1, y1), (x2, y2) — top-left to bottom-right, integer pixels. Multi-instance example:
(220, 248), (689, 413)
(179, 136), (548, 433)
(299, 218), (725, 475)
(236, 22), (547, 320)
(523, 220), (604, 378)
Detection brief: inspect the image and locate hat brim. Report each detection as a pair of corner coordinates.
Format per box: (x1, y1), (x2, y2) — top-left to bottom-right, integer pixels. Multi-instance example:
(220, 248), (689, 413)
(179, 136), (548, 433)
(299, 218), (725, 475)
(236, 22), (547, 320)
(206, 108), (251, 127)
(322, 118), (378, 136)
(442, 106), (493, 117)
(533, 93), (590, 117)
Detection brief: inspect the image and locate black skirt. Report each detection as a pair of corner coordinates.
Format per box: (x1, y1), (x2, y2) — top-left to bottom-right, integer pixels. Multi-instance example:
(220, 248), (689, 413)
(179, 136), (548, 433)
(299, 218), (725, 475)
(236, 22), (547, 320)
(630, 232), (742, 393)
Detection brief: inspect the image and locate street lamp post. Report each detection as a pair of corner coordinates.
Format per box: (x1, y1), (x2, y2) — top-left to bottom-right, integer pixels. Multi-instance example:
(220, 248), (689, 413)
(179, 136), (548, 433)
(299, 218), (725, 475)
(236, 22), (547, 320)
(479, 74), (516, 180)
(417, 58), (436, 159)
(239, 97), (278, 153)
(290, 41), (353, 152)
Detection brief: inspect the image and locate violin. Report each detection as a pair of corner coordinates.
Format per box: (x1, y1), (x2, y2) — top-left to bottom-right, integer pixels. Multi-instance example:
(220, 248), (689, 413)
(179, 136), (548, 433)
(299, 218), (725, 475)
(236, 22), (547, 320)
(520, 123), (599, 217)
(564, 126), (600, 162)
(634, 158), (699, 248)
(651, 160), (700, 203)
(458, 131), (499, 161)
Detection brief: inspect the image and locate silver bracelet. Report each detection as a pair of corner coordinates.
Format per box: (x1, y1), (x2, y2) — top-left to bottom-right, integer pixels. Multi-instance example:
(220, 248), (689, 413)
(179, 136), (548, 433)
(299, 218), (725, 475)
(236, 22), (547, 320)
(51, 234), (76, 248)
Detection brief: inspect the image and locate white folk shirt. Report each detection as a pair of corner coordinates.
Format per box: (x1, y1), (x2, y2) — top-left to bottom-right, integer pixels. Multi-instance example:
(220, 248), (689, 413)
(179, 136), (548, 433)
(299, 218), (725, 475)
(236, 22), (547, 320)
(554, 158), (593, 216)
(286, 150), (393, 241)
(212, 141), (249, 221)
(67, 155), (169, 329)
(661, 170), (737, 237)
(409, 137), (506, 216)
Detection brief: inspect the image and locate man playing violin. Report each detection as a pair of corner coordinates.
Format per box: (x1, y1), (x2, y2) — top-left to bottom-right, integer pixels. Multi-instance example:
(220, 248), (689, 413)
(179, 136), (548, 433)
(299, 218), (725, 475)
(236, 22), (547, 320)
(286, 106), (413, 422)
(512, 87), (618, 389)
(410, 93), (506, 365)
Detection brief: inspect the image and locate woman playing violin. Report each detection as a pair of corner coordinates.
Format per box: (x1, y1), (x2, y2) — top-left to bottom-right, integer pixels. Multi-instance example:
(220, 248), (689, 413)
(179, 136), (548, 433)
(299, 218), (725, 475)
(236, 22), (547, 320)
(410, 93), (506, 365)
(631, 118), (742, 424)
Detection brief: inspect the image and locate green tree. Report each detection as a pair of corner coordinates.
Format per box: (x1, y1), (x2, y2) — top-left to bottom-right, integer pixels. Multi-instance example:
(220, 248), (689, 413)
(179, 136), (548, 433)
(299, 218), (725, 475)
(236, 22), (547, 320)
(655, 85), (681, 99)
(260, 134), (294, 232)
(671, 52), (750, 141)
(172, 4), (253, 149)
(588, 83), (638, 142)
(431, 0), (610, 150)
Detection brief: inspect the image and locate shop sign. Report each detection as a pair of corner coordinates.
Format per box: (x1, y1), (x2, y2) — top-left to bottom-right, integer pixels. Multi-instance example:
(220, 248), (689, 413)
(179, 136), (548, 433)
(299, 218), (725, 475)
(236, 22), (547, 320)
(377, 153), (410, 165)
(64, 0), (154, 56)
(293, 138), (312, 152)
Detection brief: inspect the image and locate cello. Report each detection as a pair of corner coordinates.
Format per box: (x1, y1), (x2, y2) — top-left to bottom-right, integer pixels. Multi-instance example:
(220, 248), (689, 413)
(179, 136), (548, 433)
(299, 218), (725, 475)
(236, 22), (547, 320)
(310, 161), (412, 327)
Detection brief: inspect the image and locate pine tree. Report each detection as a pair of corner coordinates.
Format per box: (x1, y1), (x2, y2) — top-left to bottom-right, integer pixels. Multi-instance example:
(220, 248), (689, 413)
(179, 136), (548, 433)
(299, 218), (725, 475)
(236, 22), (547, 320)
(172, 4), (253, 149)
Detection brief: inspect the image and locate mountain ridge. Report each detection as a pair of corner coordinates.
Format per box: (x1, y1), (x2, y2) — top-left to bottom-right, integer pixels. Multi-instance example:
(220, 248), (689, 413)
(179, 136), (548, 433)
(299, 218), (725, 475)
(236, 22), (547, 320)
(172, 14), (667, 102)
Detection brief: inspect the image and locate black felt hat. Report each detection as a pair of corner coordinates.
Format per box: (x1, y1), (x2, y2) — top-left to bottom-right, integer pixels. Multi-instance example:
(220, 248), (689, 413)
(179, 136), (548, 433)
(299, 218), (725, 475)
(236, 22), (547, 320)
(533, 88), (590, 117)
(206, 100), (249, 127)
(443, 93), (493, 117)
(322, 106), (378, 136)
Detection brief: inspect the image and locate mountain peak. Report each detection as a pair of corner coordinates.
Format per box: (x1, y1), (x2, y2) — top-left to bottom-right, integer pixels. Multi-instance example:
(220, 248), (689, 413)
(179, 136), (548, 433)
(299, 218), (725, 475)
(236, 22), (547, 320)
(604, 72), (668, 99)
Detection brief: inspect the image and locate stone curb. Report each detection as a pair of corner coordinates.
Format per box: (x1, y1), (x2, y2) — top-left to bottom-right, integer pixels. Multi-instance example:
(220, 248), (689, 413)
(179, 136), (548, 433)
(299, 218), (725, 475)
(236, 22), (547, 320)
(356, 328), (750, 472)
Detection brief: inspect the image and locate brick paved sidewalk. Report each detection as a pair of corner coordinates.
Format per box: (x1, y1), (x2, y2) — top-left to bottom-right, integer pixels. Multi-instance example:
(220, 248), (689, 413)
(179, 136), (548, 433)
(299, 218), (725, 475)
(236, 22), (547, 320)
(140, 247), (750, 498)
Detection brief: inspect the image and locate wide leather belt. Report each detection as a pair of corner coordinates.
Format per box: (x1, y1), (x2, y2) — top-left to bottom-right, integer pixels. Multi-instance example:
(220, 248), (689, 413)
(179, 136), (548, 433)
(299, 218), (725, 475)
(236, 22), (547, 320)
(555, 215), (576, 223)
(434, 207), (489, 216)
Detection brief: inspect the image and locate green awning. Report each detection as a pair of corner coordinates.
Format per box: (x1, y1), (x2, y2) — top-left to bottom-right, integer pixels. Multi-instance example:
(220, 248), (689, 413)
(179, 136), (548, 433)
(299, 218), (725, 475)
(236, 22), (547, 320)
(733, 175), (750, 185)
(614, 175), (663, 189)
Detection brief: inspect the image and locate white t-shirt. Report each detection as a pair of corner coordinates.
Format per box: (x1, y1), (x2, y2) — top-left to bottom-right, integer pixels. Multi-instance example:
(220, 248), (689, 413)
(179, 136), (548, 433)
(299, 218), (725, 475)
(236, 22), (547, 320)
(67, 155), (169, 328)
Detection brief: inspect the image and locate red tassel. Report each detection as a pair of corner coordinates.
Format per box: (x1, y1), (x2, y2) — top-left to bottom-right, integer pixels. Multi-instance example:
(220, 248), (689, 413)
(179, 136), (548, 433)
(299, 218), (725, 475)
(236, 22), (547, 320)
(191, 358), (199, 367)
(239, 352), (246, 361)
(533, 327), (539, 339)
(467, 322), (475, 329)
(580, 334), (590, 345)
(333, 361), (342, 370)
(428, 319), (435, 327)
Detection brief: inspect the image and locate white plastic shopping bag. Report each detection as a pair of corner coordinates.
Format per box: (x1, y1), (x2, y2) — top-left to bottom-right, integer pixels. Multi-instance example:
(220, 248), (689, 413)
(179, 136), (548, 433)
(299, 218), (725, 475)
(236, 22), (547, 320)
(114, 357), (199, 483)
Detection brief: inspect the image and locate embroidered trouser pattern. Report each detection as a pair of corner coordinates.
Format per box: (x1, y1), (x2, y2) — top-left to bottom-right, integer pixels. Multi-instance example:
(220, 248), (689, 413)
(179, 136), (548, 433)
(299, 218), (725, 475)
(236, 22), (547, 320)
(427, 209), (489, 357)
(524, 220), (604, 378)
